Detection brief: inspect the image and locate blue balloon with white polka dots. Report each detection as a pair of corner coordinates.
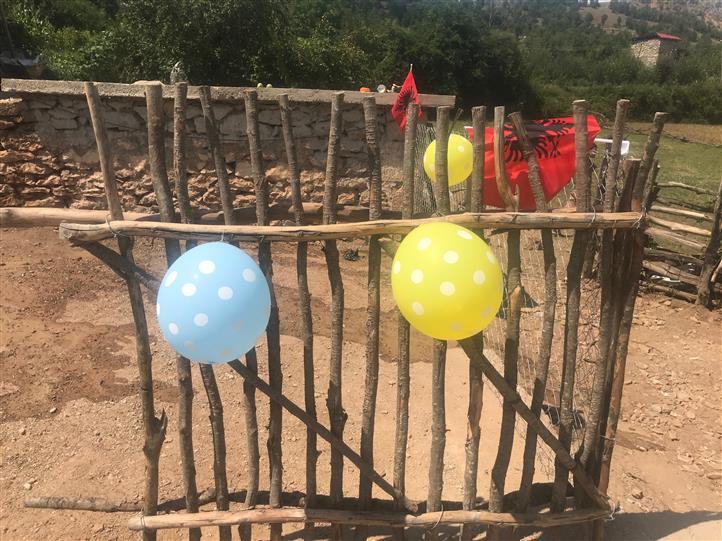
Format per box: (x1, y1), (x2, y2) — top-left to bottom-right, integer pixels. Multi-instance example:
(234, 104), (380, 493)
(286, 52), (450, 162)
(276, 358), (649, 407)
(156, 242), (270, 364)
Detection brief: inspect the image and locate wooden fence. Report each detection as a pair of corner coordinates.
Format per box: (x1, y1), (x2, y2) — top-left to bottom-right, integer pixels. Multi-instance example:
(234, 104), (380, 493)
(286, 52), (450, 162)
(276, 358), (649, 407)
(10, 82), (669, 540)
(643, 178), (722, 306)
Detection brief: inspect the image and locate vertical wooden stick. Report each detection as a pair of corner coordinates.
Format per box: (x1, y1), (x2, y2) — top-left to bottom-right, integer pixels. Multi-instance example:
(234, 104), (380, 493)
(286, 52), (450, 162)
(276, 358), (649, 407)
(392, 102), (418, 541)
(84, 82), (166, 541)
(487, 106), (521, 541)
(493, 106), (517, 211)
(697, 176), (722, 307)
(603, 100), (630, 213)
(426, 106), (451, 534)
(470, 106), (486, 214)
(551, 100), (592, 512)
(433, 106), (452, 215)
(279, 93), (317, 541)
(199, 86), (234, 221)
(173, 82), (193, 225)
(245, 89), (284, 541)
(579, 101), (630, 492)
(358, 96), (383, 522)
(598, 114), (669, 492)
(461, 105), (486, 541)
(323, 92), (347, 541)
(508, 112), (557, 513)
(171, 80), (201, 541)
(184, 84), (234, 541)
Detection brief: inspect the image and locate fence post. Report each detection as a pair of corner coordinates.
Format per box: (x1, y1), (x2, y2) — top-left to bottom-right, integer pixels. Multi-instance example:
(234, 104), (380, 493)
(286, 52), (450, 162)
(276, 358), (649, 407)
(697, 176), (722, 307)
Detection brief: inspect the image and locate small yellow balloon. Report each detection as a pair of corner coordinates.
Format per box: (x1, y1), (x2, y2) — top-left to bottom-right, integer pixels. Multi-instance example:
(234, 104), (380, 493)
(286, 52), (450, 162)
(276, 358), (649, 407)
(391, 222), (503, 340)
(423, 133), (473, 187)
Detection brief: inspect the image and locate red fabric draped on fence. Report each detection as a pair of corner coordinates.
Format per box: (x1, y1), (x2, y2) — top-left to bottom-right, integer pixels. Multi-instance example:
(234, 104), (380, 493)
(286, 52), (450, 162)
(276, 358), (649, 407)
(465, 115), (600, 210)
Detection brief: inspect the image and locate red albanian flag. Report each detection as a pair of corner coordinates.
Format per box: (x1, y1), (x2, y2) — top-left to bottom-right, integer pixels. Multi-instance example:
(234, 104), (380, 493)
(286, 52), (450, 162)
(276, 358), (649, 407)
(465, 116), (600, 210)
(391, 70), (424, 131)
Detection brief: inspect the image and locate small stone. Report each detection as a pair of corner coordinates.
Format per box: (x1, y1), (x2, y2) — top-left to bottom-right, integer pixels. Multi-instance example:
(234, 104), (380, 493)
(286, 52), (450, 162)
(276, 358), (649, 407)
(669, 431), (679, 441)
(706, 472), (721, 480)
(19, 426), (26, 435)
(93, 524), (104, 533)
(23, 482), (32, 490)
(49, 407), (57, 414)
(631, 488), (644, 499)
(685, 411), (696, 420)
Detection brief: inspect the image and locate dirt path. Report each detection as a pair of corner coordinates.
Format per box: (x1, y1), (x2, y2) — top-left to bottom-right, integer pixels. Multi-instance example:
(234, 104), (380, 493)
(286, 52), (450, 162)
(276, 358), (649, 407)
(1, 227), (720, 540)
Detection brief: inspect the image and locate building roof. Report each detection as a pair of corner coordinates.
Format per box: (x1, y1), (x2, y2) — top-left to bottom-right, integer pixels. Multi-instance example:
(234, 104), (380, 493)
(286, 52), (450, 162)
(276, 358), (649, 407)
(632, 32), (682, 43)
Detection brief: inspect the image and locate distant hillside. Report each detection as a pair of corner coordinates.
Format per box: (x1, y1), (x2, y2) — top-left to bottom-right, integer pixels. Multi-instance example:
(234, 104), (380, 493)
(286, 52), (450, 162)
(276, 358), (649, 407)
(580, 1), (722, 40)
(3, 0), (721, 122)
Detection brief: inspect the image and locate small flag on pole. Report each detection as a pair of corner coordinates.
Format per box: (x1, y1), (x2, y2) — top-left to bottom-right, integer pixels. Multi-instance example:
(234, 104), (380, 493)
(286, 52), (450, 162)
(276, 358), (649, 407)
(391, 69), (423, 131)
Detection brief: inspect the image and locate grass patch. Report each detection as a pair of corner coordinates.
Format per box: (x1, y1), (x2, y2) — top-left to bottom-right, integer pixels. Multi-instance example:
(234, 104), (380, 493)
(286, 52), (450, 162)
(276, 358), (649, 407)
(620, 124), (721, 209)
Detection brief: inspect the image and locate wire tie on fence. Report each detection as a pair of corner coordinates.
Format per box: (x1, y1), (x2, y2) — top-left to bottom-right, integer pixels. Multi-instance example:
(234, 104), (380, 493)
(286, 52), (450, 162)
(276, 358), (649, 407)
(106, 215), (119, 239)
(588, 206), (597, 227)
(427, 502), (445, 532)
(606, 501), (620, 522)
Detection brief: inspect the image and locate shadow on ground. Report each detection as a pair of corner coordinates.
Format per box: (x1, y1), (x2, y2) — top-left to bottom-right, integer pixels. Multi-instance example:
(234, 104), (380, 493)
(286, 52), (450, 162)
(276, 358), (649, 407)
(276, 511), (722, 540)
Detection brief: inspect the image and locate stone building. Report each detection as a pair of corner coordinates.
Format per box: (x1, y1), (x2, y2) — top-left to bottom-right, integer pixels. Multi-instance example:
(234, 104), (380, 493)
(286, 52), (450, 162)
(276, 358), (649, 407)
(631, 32), (682, 67)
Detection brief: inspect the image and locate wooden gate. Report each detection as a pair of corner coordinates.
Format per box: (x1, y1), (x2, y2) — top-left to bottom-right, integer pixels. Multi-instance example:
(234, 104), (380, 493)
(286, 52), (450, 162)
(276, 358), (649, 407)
(21, 82), (667, 540)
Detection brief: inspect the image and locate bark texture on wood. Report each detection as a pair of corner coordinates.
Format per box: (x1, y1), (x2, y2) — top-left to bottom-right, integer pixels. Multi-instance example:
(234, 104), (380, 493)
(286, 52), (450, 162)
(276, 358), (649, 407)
(579, 101), (629, 494)
(84, 82), (166, 541)
(603, 100), (630, 213)
(489, 233), (521, 514)
(493, 106), (517, 211)
(460, 105), (487, 541)
(697, 176), (722, 307)
(279, 93), (316, 541)
(128, 504), (610, 532)
(323, 93), (347, 541)
(358, 97), (383, 526)
(199, 86), (234, 220)
(508, 113), (557, 513)
(470, 106), (486, 214)
(393, 103), (417, 541)
(600, 115), (669, 495)
(173, 82), (192, 224)
(426, 107), (450, 535)
(58, 211), (643, 243)
(160, 84), (231, 540)
(245, 89), (284, 541)
(552, 100), (591, 513)
(198, 364), (231, 541)
(433, 106), (452, 215)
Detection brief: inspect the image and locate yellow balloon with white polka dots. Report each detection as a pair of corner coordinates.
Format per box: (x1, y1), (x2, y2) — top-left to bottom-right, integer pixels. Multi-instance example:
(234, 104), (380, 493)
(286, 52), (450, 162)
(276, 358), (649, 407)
(391, 222), (503, 340)
(423, 134), (473, 187)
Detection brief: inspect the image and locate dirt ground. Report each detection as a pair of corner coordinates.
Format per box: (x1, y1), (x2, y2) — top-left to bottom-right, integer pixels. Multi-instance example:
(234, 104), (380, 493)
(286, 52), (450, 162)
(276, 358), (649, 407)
(1, 227), (720, 540)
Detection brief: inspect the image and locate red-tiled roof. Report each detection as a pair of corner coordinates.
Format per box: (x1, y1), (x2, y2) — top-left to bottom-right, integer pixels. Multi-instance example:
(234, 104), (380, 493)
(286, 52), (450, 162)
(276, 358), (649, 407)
(655, 32), (682, 41)
(632, 32), (682, 43)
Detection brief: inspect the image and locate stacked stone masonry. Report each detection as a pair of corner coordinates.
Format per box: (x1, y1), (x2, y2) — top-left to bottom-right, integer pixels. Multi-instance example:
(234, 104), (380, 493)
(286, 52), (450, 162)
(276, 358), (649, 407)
(0, 89), (412, 214)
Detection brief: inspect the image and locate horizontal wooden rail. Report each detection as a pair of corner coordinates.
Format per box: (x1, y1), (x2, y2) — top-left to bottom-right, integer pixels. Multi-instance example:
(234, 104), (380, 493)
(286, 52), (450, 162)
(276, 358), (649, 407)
(0, 204), (402, 229)
(0, 207), (157, 227)
(58, 211), (643, 243)
(127, 506), (609, 531)
(646, 226), (706, 252)
(1, 78), (454, 107)
(656, 181), (716, 197)
(650, 204), (713, 222)
(647, 214), (712, 238)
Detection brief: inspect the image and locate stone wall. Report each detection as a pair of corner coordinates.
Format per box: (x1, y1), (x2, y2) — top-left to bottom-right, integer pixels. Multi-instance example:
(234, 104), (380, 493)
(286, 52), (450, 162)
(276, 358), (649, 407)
(631, 39), (661, 68)
(0, 86), (417, 213)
